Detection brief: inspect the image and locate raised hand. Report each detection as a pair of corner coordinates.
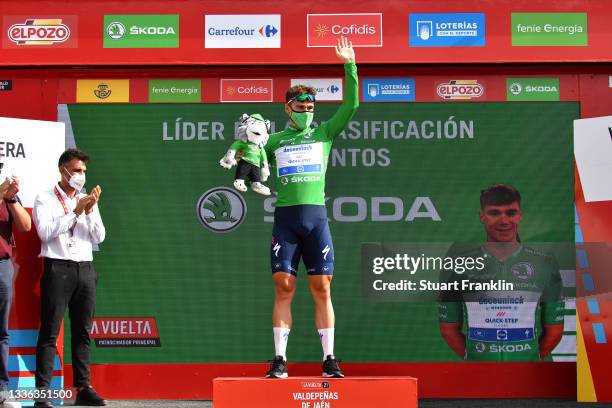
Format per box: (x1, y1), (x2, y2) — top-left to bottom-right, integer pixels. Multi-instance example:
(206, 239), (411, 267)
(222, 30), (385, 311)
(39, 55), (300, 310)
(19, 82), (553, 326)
(335, 36), (355, 63)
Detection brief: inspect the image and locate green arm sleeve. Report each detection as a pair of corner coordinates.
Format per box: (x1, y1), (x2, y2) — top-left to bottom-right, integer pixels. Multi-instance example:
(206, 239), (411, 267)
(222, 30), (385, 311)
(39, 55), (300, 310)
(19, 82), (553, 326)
(542, 256), (565, 325)
(320, 62), (359, 140)
(260, 147), (268, 166)
(229, 140), (244, 152)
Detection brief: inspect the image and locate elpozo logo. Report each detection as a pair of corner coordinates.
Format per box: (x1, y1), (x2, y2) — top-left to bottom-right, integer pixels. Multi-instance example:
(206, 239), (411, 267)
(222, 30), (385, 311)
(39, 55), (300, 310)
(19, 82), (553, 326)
(103, 14), (179, 48)
(205, 15), (280, 48)
(307, 13), (383, 47)
(3, 16), (78, 48)
(437, 80), (484, 100)
(197, 187), (247, 233)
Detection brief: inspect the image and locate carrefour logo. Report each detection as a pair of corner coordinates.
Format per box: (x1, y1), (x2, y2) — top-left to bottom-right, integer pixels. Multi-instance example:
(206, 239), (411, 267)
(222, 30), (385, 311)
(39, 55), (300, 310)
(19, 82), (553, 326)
(259, 25), (278, 38)
(409, 13), (486, 47)
(205, 15), (281, 48)
(290, 78), (343, 101)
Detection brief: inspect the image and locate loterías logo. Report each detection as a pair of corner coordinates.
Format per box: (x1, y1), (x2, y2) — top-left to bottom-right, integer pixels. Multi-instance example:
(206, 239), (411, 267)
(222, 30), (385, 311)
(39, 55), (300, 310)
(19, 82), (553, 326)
(307, 13), (383, 47)
(3, 16), (78, 48)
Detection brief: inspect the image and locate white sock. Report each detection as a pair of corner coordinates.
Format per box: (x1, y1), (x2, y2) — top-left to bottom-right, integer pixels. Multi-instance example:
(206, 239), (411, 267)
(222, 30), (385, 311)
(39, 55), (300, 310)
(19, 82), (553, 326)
(318, 328), (335, 360)
(273, 327), (290, 360)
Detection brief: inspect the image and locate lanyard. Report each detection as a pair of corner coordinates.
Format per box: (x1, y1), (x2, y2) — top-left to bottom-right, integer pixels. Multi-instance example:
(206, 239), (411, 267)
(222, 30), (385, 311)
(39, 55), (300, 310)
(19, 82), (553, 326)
(54, 186), (71, 215)
(54, 186), (77, 237)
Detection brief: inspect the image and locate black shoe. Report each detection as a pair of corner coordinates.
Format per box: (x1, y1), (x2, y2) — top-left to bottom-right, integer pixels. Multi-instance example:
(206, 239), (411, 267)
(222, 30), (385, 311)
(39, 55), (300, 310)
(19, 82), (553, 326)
(33, 402), (54, 408)
(75, 386), (107, 406)
(322, 354), (344, 378)
(265, 355), (288, 378)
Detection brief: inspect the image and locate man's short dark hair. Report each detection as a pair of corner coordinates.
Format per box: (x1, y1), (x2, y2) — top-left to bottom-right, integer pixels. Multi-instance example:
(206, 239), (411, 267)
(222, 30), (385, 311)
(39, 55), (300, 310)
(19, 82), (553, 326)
(480, 184), (521, 209)
(58, 148), (89, 167)
(286, 85), (317, 102)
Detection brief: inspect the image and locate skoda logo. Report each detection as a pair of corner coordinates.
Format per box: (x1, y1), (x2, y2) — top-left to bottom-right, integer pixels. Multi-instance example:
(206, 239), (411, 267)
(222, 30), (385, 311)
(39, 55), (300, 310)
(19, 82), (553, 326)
(281, 177), (289, 186)
(509, 82), (522, 95)
(107, 22), (126, 40)
(196, 187), (246, 233)
(511, 262), (535, 280)
(475, 342), (486, 353)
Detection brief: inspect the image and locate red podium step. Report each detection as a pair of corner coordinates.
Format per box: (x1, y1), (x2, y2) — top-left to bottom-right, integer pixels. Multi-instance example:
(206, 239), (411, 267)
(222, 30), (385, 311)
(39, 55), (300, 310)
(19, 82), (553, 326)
(214, 376), (418, 408)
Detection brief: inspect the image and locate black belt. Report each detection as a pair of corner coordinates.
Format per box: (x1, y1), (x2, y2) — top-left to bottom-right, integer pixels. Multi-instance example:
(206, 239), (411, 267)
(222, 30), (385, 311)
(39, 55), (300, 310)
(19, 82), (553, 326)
(45, 257), (91, 267)
(0, 256), (9, 261)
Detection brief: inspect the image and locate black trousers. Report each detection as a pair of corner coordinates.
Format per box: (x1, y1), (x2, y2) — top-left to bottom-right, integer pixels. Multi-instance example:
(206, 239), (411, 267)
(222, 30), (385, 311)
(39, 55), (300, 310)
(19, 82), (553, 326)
(36, 258), (97, 388)
(235, 160), (262, 182)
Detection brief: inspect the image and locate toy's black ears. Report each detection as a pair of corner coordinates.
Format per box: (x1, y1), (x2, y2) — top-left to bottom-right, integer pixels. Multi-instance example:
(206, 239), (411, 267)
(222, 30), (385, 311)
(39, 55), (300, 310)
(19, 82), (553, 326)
(241, 113), (249, 123)
(264, 120), (271, 132)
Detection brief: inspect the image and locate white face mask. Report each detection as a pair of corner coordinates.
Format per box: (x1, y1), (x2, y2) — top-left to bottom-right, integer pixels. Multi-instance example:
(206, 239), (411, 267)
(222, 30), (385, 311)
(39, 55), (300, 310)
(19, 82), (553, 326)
(63, 167), (86, 192)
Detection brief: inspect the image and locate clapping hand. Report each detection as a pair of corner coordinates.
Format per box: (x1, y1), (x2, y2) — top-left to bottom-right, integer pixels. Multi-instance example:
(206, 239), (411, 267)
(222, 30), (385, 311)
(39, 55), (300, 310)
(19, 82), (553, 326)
(4, 176), (20, 200)
(0, 178), (9, 200)
(85, 185), (102, 214)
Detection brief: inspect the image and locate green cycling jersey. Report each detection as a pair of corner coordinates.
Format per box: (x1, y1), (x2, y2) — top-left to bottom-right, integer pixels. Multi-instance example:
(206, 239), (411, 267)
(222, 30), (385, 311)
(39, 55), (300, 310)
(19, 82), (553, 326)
(264, 62), (359, 207)
(438, 245), (565, 361)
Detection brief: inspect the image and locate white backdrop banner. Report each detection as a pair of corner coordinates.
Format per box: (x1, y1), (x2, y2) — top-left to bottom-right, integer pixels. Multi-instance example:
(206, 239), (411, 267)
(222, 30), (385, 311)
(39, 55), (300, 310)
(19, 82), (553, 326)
(574, 115), (612, 202)
(0, 116), (65, 208)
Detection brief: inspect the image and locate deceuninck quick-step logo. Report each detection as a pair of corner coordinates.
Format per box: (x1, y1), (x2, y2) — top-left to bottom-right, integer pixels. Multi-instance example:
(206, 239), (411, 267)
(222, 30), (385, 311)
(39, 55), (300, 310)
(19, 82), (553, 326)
(362, 78), (415, 102)
(205, 15), (280, 48)
(103, 15), (179, 48)
(512, 13), (588, 46)
(409, 13), (486, 47)
(196, 187), (247, 233)
(506, 78), (560, 101)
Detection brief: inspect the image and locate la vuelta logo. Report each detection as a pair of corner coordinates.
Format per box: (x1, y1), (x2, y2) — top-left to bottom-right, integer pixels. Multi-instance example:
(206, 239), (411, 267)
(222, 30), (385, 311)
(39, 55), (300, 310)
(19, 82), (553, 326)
(90, 317), (161, 347)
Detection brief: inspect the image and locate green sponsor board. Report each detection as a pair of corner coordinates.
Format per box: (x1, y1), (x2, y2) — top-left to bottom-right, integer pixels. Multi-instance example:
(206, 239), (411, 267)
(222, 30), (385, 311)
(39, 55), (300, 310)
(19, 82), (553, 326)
(149, 80), (201, 103)
(104, 15), (179, 48)
(63, 102), (576, 364)
(512, 13), (588, 46)
(507, 78), (560, 101)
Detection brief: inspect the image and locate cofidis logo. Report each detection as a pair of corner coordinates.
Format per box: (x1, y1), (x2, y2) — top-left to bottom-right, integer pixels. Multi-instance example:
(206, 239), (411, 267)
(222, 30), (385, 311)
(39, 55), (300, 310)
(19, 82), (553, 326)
(205, 15), (280, 48)
(362, 78), (415, 102)
(221, 79), (273, 103)
(409, 13), (485, 47)
(307, 13), (382, 47)
(3, 16), (78, 48)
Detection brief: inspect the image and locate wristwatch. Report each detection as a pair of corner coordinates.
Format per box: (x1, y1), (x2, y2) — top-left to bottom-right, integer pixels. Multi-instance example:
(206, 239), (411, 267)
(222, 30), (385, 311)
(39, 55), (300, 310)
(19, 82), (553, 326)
(4, 198), (17, 204)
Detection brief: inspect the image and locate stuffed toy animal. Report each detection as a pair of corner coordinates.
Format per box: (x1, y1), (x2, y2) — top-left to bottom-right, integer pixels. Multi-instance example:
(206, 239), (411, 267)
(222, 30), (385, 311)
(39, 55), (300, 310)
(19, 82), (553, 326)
(219, 113), (271, 195)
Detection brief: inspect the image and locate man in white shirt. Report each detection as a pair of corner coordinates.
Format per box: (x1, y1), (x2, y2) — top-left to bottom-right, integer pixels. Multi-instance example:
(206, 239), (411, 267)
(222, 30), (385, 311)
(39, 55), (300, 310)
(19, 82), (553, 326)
(32, 149), (106, 407)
